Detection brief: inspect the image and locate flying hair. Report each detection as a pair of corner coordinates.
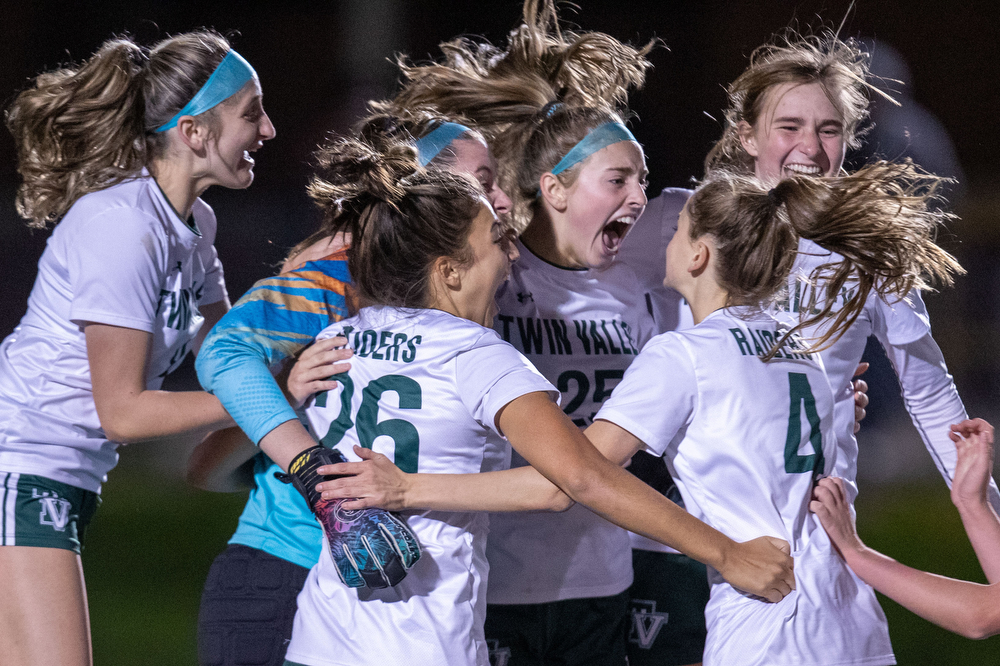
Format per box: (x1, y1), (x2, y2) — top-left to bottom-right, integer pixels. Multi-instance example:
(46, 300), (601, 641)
(705, 25), (897, 175)
(383, 0), (655, 231)
(688, 160), (963, 360)
(6, 30), (233, 228)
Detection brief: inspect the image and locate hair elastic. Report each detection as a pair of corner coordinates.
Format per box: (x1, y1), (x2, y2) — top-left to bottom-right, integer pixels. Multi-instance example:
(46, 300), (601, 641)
(539, 101), (563, 119)
(413, 122), (471, 166)
(767, 187), (782, 204)
(155, 50), (257, 133)
(550, 122), (637, 176)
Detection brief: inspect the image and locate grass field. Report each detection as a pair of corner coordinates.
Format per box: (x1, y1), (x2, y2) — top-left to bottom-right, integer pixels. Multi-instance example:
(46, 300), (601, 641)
(83, 466), (1000, 665)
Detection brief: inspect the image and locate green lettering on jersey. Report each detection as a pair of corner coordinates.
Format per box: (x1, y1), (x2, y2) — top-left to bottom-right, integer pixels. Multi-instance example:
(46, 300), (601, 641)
(784, 372), (825, 475)
(729, 328), (753, 356)
(357, 375), (422, 473)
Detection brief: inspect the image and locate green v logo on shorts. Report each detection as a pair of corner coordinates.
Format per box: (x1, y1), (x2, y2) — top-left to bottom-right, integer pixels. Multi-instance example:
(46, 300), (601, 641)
(629, 600), (669, 649)
(37, 494), (72, 532)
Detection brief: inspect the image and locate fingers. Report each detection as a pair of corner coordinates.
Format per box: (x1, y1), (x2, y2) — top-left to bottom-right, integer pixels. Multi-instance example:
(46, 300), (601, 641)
(765, 536), (791, 555)
(950, 418), (995, 442)
(852, 362), (869, 378)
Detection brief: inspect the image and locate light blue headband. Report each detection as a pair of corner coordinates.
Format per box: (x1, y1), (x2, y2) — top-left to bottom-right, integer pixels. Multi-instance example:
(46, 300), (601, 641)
(155, 50), (257, 133)
(413, 122), (472, 166)
(550, 122), (637, 175)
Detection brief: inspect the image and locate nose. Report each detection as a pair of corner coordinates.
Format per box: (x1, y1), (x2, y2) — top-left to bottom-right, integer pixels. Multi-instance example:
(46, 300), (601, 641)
(628, 179), (647, 211)
(490, 184), (513, 216)
(259, 110), (276, 141)
(798, 130), (821, 157)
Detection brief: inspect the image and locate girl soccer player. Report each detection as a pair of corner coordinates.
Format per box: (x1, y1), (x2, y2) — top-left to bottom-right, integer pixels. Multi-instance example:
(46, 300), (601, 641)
(383, 3), (664, 661)
(323, 160), (961, 665)
(281, 134), (794, 666)
(812, 418), (1000, 639)
(190, 110), (514, 666)
(0, 31), (275, 666)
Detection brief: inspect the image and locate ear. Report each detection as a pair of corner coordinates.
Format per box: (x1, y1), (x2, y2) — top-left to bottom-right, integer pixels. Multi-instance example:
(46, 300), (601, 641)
(688, 238), (711, 277)
(538, 172), (569, 212)
(433, 255), (463, 290)
(737, 120), (759, 158)
(175, 116), (210, 153)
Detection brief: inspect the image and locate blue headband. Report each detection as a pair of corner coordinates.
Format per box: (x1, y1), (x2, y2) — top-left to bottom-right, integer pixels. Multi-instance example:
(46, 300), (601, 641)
(155, 51), (257, 133)
(550, 122), (637, 175)
(413, 122), (471, 166)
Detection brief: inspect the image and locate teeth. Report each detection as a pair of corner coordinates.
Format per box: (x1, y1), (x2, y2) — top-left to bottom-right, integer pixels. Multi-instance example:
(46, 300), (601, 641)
(611, 216), (635, 226)
(784, 164), (821, 175)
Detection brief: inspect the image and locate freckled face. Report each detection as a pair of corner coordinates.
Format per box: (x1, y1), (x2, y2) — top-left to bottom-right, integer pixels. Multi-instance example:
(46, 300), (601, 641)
(743, 81), (846, 185)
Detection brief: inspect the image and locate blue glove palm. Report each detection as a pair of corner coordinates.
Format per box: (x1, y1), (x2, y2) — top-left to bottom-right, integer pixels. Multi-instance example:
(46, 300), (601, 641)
(278, 445), (421, 588)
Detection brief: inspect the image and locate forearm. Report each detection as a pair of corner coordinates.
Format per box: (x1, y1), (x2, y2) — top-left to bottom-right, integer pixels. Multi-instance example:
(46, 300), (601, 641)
(956, 500), (1000, 584)
(258, 419), (318, 472)
(102, 389), (233, 443)
(844, 545), (1000, 639)
(402, 466), (572, 512)
(187, 426), (258, 492)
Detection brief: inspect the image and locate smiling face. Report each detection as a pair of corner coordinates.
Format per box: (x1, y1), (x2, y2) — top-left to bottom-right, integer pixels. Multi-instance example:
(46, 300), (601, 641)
(450, 136), (513, 218)
(664, 202), (696, 294)
(555, 140), (648, 270)
(740, 81), (846, 185)
(457, 201), (520, 326)
(203, 78), (276, 189)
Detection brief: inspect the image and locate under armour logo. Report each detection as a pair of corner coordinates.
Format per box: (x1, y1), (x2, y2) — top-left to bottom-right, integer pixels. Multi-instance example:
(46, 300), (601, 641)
(39, 496), (72, 532)
(516, 292), (533, 303)
(174, 261), (183, 273)
(487, 639), (512, 666)
(629, 599), (669, 650)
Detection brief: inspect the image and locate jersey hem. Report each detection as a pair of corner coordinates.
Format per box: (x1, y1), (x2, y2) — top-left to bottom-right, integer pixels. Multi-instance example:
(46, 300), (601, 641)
(486, 579), (632, 605)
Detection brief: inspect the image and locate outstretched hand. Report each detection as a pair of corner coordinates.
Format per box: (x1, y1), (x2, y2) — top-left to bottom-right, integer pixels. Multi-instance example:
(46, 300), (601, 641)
(949, 418), (996, 512)
(810, 476), (864, 560)
(720, 536), (795, 603)
(852, 362), (869, 434)
(283, 336), (353, 409)
(316, 445), (411, 511)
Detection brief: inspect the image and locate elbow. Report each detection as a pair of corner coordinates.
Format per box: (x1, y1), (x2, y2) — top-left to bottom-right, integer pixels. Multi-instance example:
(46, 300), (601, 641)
(540, 488), (575, 512)
(962, 608), (1000, 640)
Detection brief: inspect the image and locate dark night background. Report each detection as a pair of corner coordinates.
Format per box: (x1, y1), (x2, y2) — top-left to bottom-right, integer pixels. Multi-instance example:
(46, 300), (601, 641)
(2, 1), (999, 663)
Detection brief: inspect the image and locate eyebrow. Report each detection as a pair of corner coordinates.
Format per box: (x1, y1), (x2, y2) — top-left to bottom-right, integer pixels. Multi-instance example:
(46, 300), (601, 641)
(605, 165), (650, 179)
(772, 116), (844, 128)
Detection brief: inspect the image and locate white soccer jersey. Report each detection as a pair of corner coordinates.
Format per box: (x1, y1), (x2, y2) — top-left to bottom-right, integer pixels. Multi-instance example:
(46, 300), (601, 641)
(597, 307), (894, 665)
(0, 172), (226, 493)
(485, 240), (656, 604)
(772, 238), (1000, 510)
(286, 306), (556, 666)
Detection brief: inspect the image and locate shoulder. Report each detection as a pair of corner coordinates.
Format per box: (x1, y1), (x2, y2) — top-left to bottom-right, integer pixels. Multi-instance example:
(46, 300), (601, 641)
(191, 198), (218, 241)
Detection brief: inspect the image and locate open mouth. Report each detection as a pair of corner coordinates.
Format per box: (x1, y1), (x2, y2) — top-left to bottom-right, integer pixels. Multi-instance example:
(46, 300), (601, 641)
(783, 163), (822, 176)
(602, 216), (635, 253)
(242, 150), (255, 168)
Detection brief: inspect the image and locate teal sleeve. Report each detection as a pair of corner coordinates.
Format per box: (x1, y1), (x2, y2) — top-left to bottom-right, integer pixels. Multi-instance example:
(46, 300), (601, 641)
(195, 258), (352, 443)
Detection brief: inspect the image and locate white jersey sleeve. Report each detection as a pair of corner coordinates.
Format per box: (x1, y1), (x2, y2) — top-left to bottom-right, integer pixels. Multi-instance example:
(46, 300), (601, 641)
(67, 206), (170, 332)
(872, 291), (1000, 512)
(455, 337), (559, 437)
(595, 332), (696, 454)
(191, 198), (227, 305)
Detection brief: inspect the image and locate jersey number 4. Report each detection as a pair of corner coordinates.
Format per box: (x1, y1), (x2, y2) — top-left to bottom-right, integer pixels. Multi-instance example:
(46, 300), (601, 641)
(314, 373), (422, 473)
(785, 372), (825, 476)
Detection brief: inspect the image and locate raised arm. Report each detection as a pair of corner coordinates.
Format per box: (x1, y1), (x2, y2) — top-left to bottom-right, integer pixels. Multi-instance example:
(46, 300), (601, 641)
(949, 419), (1000, 583)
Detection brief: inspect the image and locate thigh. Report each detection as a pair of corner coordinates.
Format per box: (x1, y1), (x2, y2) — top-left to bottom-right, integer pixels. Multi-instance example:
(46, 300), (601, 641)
(626, 550), (709, 666)
(0, 545), (91, 666)
(198, 544), (311, 666)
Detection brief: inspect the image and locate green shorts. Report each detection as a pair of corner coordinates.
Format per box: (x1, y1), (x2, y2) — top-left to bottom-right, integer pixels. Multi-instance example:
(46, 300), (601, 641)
(0, 472), (100, 553)
(627, 550), (709, 666)
(485, 590), (629, 666)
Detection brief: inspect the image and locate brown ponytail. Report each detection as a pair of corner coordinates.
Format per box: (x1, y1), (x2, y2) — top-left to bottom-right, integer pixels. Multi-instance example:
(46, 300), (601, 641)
(688, 161), (963, 359)
(305, 136), (484, 308)
(6, 30), (231, 228)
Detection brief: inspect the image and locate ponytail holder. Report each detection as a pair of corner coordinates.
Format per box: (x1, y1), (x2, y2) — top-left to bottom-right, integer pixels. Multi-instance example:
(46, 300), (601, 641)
(413, 121), (471, 167)
(767, 187), (782, 205)
(539, 101), (563, 119)
(155, 50), (257, 133)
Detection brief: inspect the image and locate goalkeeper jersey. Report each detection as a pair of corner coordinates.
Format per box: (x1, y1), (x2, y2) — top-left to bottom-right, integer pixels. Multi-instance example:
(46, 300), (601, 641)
(287, 306), (556, 666)
(596, 307), (894, 666)
(196, 249), (353, 569)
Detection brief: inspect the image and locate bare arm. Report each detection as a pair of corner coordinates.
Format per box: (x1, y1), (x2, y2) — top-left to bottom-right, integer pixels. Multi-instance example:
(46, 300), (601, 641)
(949, 419), (1000, 583)
(811, 474), (1000, 639)
(187, 427), (258, 492)
(86, 323), (233, 443)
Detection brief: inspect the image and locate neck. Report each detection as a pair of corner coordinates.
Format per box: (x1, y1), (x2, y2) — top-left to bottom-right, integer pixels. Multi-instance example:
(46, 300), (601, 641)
(682, 280), (729, 325)
(521, 209), (579, 269)
(148, 157), (204, 220)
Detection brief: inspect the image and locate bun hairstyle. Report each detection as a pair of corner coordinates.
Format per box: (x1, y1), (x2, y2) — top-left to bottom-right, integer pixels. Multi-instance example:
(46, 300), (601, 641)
(303, 136), (485, 308)
(705, 29), (892, 175)
(688, 160), (963, 359)
(7, 30), (232, 228)
(382, 0), (655, 231)
(356, 107), (484, 171)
